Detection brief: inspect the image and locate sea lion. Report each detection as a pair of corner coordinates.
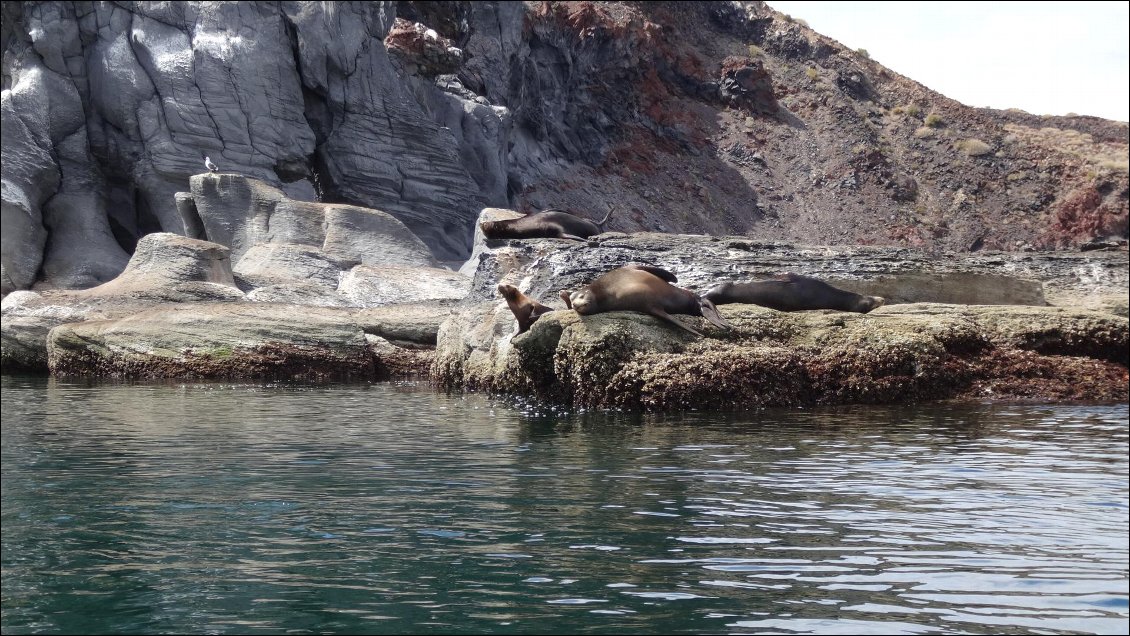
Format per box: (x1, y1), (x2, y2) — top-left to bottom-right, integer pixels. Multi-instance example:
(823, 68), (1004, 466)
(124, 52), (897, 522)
(498, 284), (555, 334)
(704, 273), (885, 313)
(480, 205), (614, 241)
(560, 264), (731, 337)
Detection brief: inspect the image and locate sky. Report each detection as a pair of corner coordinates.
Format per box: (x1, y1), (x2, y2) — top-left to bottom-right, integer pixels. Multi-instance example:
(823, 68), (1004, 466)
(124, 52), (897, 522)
(765, 1), (1130, 122)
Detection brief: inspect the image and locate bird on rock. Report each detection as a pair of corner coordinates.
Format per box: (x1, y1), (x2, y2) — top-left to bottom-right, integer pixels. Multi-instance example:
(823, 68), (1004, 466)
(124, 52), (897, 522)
(204, 156), (218, 173)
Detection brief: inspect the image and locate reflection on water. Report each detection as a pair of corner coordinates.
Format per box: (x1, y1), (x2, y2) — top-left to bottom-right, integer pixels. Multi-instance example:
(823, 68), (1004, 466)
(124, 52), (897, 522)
(2, 376), (1127, 635)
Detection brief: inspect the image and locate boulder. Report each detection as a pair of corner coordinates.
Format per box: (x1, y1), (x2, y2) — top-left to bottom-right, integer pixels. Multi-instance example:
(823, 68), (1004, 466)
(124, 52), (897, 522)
(43, 300), (449, 381)
(355, 301), (459, 347)
(436, 233), (1129, 410)
(233, 243), (345, 289)
(1, 290), (94, 372)
(187, 174), (437, 268)
(47, 303), (374, 381)
(81, 232), (243, 301)
(244, 283), (352, 308)
(1, 228), (466, 373)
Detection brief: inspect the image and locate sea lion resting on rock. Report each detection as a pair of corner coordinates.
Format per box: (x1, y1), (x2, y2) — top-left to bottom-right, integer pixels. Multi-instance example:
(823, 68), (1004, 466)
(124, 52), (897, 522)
(480, 206), (614, 241)
(560, 264), (731, 337)
(498, 284), (555, 335)
(704, 273), (885, 313)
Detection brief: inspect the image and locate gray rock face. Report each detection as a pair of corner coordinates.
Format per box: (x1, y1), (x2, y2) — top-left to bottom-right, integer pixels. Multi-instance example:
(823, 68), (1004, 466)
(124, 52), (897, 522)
(281, 1), (495, 260)
(0, 46), (125, 294)
(1, 79), (55, 295)
(1, 1), (515, 296)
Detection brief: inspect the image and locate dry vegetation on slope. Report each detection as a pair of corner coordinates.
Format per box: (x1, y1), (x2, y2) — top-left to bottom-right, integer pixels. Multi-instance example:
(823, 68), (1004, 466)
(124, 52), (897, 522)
(490, 1), (1127, 253)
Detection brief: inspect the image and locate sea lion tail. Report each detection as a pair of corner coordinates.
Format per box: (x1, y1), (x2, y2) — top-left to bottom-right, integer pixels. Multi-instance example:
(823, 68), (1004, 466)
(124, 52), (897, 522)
(595, 203), (615, 230)
(698, 297), (733, 330)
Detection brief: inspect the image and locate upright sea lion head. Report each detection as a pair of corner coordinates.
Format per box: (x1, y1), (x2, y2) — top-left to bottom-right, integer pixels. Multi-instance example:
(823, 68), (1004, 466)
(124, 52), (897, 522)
(497, 283), (521, 301)
(498, 283), (555, 334)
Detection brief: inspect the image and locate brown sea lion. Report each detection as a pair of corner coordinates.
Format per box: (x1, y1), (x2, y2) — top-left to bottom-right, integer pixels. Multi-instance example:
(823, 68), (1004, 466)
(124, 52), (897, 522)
(704, 273), (885, 313)
(498, 284), (555, 334)
(480, 205), (614, 241)
(560, 264), (731, 337)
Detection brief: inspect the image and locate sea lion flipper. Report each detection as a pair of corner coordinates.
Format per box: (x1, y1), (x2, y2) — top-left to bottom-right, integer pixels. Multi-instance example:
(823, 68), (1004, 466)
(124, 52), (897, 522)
(698, 298), (733, 330)
(649, 309), (704, 337)
(560, 233), (588, 242)
(596, 204), (615, 229)
(530, 303), (554, 321)
(559, 290), (573, 309)
(626, 264), (678, 283)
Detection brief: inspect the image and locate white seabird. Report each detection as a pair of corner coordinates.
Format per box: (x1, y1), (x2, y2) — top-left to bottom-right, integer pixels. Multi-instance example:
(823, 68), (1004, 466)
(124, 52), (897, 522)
(205, 156), (218, 173)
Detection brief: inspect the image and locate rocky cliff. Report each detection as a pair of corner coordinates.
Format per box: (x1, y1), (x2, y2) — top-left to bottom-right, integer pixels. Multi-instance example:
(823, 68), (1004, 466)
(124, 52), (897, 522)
(3, 1), (1127, 299)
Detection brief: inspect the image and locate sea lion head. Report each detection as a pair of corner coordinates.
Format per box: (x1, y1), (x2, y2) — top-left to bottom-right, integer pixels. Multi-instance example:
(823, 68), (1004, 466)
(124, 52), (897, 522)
(497, 283), (520, 301)
(499, 283), (556, 334)
(856, 295), (886, 313)
(568, 288), (597, 314)
(480, 220), (501, 238)
(703, 281), (733, 305)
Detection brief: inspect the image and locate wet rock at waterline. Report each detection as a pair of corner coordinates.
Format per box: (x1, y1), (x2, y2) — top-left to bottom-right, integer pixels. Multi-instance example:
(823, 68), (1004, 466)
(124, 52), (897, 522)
(435, 301), (1129, 410)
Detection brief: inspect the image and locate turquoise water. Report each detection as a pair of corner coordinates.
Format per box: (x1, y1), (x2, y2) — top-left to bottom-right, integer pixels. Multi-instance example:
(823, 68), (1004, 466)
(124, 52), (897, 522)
(2, 376), (1127, 634)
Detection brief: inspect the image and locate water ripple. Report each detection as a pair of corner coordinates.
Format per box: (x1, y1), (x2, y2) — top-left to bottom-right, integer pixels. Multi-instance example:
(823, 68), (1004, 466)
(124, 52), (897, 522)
(2, 378), (1126, 635)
